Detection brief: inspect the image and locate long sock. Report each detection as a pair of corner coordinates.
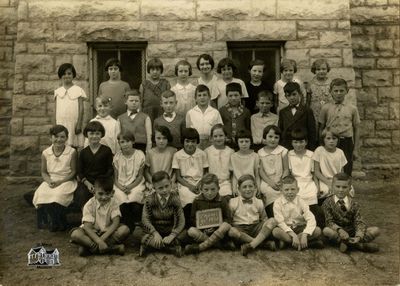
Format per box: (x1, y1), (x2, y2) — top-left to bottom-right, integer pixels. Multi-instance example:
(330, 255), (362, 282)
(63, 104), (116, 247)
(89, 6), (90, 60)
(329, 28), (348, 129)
(188, 228), (209, 243)
(249, 225), (272, 249)
(199, 223), (230, 251)
(229, 228), (253, 243)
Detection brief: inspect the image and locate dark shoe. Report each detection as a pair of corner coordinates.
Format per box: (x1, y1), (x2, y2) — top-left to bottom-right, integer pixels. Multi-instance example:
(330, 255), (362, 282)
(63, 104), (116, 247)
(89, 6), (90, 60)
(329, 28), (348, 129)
(339, 242), (348, 253)
(355, 242), (379, 253)
(278, 241), (287, 250)
(110, 244), (125, 255)
(263, 240), (277, 251)
(139, 244), (146, 257)
(225, 240), (236, 251)
(309, 239), (324, 249)
(184, 244), (200, 255)
(37, 208), (48, 229)
(241, 243), (253, 257)
(78, 246), (91, 257)
(174, 244), (183, 258)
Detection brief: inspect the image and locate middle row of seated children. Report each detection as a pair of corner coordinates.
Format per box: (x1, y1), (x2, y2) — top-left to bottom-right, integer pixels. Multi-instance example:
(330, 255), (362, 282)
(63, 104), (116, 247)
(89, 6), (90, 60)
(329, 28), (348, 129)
(70, 171), (380, 257)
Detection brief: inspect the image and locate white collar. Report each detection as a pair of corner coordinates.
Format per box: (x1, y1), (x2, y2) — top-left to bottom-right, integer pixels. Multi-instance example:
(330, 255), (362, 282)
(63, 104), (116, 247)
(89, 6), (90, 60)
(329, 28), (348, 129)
(95, 115), (112, 120)
(334, 195), (350, 206)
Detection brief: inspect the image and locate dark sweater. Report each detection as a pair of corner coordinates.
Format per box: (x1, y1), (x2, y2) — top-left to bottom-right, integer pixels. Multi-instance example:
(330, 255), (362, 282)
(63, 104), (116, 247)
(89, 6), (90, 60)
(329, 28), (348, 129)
(190, 193), (232, 227)
(78, 144), (113, 183)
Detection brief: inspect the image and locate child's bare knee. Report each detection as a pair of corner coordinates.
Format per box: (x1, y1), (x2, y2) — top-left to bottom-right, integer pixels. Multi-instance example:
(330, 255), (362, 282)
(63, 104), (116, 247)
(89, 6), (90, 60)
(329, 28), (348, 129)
(228, 227), (240, 238)
(70, 228), (84, 241)
(187, 227), (199, 237)
(313, 227), (322, 237)
(272, 227), (281, 238)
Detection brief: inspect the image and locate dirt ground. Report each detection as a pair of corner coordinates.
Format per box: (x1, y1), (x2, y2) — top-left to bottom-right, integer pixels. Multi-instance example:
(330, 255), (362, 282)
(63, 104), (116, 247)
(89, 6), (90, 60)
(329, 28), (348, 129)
(0, 175), (399, 286)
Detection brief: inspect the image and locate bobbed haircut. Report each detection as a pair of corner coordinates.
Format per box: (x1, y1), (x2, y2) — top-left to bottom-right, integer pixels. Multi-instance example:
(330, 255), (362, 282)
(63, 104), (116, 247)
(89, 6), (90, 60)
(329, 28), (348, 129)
(195, 84), (211, 97)
(280, 59), (297, 73)
(226, 82), (242, 95)
(332, 172), (352, 185)
(83, 121), (105, 138)
(311, 59), (331, 74)
(57, 63), (76, 79)
(217, 57), (237, 73)
(95, 95), (112, 106)
(175, 59), (192, 76)
(117, 131), (135, 143)
(330, 78), (348, 91)
(291, 128), (307, 141)
(153, 125), (173, 144)
(161, 90), (176, 100)
(281, 175), (298, 186)
(257, 90), (274, 102)
(238, 174), (256, 187)
(50, 124), (69, 137)
(94, 176), (114, 194)
(147, 58), (164, 73)
(248, 59), (265, 71)
(210, 123), (227, 137)
(181, 128), (200, 144)
(263, 125), (282, 139)
(196, 54), (215, 69)
(198, 173), (220, 190)
(235, 129), (253, 144)
(283, 82), (301, 95)
(152, 170), (170, 184)
(320, 127), (339, 145)
(104, 58), (123, 72)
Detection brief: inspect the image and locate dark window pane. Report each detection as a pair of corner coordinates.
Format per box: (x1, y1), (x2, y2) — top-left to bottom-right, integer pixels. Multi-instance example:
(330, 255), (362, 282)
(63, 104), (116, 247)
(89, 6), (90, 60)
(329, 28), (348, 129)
(120, 50), (143, 89)
(230, 50), (253, 82)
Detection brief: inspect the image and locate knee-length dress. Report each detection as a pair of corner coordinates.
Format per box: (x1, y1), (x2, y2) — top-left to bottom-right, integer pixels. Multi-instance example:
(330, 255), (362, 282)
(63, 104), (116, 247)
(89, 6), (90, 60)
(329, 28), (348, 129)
(141, 79), (171, 122)
(113, 150), (146, 205)
(33, 145), (77, 208)
(258, 145), (288, 206)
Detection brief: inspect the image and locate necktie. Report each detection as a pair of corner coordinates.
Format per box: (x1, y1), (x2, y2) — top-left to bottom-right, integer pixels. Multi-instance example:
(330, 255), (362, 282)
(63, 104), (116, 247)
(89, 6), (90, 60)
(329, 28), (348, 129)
(242, 199), (253, 204)
(164, 113), (173, 118)
(129, 111), (137, 118)
(160, 196), (167, 207)
(338, 199), (347, 212)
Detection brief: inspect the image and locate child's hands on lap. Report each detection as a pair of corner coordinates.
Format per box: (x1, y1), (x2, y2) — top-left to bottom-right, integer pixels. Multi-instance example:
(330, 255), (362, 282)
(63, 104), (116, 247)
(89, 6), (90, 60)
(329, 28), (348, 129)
(162, 234), (175, 245)
(348, 236), (361, 244)
(97, 240), (108, 253)
(338, 229), (350, 241)
(299, 233), (308, 250)
(153, 232), (164, 248)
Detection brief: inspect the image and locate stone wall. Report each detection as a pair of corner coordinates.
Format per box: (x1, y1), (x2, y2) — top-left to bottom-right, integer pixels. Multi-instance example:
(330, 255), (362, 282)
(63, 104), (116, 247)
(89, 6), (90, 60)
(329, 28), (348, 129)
(0, 0), (17, 176)
(350, 0), (400, 170)
(5, 0), (359, 178)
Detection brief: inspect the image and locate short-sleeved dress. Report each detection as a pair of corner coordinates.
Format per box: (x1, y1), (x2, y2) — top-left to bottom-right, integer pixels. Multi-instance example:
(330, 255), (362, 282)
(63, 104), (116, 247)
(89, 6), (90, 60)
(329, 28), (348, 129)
(142, 79), (171, 122)
(170, 82), (196, 116)
(258, 145), (288, 206)
(113, 150), (146, 205)
(230, 151), (260, 189)
(55, 85), (87, 147)
(33, 145), (77, 208)
(205, 145), (234, 196)
(145, 146), (177, 177)
(288, 150), (318, 205)
(312, 146), (348, 196)
(172, 148), (208, 207)
(309, 77), (332, 125)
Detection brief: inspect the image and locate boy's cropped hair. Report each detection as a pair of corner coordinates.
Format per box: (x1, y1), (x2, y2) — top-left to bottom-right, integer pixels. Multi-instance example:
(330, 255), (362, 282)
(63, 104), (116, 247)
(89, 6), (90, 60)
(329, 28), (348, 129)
(248, 59), (265, 71)
(94, 176), (114, 194)
(280, 59), (297, 73)
(320, 127), (339, 144)
(161, 90), (176, 100)
(238, 174), (256, 187)
(226, 82), (242, 95)
(262, 125), (282, 139)
(152, 170), (170, 184)
(291, 128), (307, 141)
(217, 57), (237, 73)
(84, 121), (105, 138)
(196, 54), (215, 69)
(311, 59), (330, 74)
(175, 59), (192, 76)
(152, 125), (173, 144)
(198, 173), (219, 190)
(332, 172), (352, 184)
(283, 82), (301, 95)
(235, 129), (253, 144)
(57, 63), (76, 79)
(50, 124), (69, 137)
(124, 89), (141, 99)
(181, 127), (200, 144)
(147, 58), (164, 73)
(104, 58), (123, 72)
(280, 175), (297, 185)
(330, 78), (348, 91)
(195, 84), (211, 97)
(257, 90), (274, 102)
(117, 130), (136, 143)
(95, 95), (112, 106)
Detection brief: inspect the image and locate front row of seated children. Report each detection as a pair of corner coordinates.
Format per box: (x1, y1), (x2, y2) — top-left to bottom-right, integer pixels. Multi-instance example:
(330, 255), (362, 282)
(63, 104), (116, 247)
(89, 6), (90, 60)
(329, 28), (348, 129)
(69, 171), (380, 256)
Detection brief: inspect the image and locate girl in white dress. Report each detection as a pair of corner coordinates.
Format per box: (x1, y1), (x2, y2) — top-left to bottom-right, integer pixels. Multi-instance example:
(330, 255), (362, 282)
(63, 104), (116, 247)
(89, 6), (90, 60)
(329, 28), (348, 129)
(258, 125), (289, 218)
(33, 125), (77, 231)
(113, 131), (146, 231)
(54, 63), (86, 148)
(171, 60), (196, 116)
(205, 124), (234, 197)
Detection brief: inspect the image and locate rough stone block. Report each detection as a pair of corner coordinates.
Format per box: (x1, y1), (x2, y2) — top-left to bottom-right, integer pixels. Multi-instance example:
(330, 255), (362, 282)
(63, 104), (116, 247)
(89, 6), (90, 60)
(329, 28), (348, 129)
(141, 0), (195, 20)
(10, 136), (39, 155)
(392, 130), (400, 145)
(29, 1), (139, 21)
(27, 43), (45, 54)
(15, 43), (27, 54)
(351, 36), (375, 51)
(376, 120), (399, 130)
(0, 7), (17, 26)
(309, 48), (342, 58)
(374, 131), (392, 139)
(365, 105), (389, 119)
(24, 117), (52, 125)
(13, 95), (47, 116)
(147, 43), (177, 58)
(15, 54), (54, 75)
(358, 87), (378, 103)
(72, 55), (88, 79)
(378, 86), (400, 102)
(55, 55), (73, 70)
(10, 117), (22, 136)
(342, 48), (354, 67)
(363, 138), (392, 147)
(285, 49), (309, 67)
(158, 31), (202, 42)
(17, 22), (53, 41)
(377, 58), (399, 69)
(337, 21), (351, 29)
(197, 0), (276, 20)
(394, 39), (400, 56)
(351, 6), (400, 24)
(76, 22), (157, 41)
(362, 70), (393, 86)
(353, 58), (375, 69)
(298, 21), (331, 30)
(217, 21), (296, 41)
(277, 0), (349, 19)
(389, 102), (399, 120)
(46, 43), (87, 55)
(359, 120), (375, 137)
(376, 40), (393, 51)
(9, 158), (26, 176)
(320, 31), (351, 48)
(394, 70), (400, 86)
(24, 124), (53, 135)
(298, 31), (319, 40)
(24, 81), (57, 95)
(176, 42), (227, 57)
